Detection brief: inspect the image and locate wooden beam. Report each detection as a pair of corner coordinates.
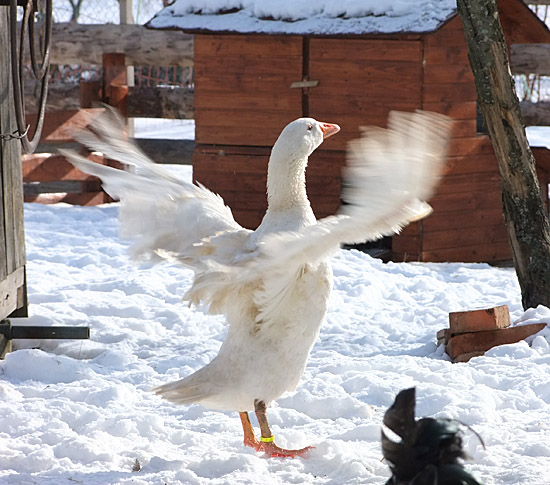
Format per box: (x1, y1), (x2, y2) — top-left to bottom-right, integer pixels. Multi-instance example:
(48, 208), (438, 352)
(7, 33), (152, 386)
(27, 84), (195, 119)
(520, 100), (550, 125)
(103, 53), (127, 101)
(127, 86), (194, 119)
(134, 139), (194, 165)
(0, 267), (24, 321)
(23, 180), (102, 197)
(510, 43), (550, 75)
(0, 7), (27, 319)
(26, 108), (106, 143)
(30, 23), (194, 67)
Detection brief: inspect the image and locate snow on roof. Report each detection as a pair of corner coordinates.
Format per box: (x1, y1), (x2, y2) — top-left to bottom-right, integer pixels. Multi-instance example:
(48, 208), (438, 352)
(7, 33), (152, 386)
(147, 0), (458, 36)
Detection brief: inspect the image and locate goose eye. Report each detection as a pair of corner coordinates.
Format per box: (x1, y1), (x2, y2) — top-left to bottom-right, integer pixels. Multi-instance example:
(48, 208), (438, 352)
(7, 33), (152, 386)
(307, 124), (313, 131)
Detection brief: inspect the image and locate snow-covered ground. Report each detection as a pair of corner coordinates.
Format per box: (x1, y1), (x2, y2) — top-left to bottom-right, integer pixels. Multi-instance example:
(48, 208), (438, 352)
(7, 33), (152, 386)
(133, 119), (195, 141)
(1, 165), (550, 484)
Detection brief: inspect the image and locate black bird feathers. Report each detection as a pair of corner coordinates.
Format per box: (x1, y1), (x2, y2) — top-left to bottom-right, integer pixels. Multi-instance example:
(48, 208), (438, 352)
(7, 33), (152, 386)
(382, 388), (483, 485)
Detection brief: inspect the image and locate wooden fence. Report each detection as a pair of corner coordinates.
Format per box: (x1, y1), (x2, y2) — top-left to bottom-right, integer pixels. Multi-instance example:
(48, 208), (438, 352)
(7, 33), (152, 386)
(22, 23), (550, 206)
(23, 24), (195, 205)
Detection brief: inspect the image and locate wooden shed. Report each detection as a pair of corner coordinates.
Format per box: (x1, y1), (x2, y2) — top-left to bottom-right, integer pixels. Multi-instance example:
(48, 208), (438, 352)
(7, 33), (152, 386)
(148, 0), (550, 263)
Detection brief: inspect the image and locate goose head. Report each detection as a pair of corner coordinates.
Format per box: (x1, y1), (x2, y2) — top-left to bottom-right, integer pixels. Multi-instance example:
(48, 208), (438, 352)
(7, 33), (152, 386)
(267, 118), (340, 209)
(271, 118), (340, 163)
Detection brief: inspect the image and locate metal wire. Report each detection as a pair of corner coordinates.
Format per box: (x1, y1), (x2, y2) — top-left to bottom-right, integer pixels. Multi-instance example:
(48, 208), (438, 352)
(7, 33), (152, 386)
(0, 125), (30, 141)
(6, 0), (53, 154)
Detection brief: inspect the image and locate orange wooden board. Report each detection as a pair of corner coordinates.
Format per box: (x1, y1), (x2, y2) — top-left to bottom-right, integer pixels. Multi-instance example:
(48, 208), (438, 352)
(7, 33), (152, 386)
(423, 45), (469, 66)
(421, 241), (512, 263)
(446, 323), (547, 360)
(446, 135), (496, 158)
(26, 108), (106, 143)
(421, 224), (509, 252)
(422, 101), (477, 120)
(25, 191), (109, 206)
(423, 82), (477, 103)
(434, 171), (502, 194)
(195, 35), (303, 58)
(423, 64), (474, 85)
(422, 208), (505, 233)
(195, 109), (301, 146)
(429, 189), (502, 213)
(194, 92), (298, 111)
(310, 38), (423, 63)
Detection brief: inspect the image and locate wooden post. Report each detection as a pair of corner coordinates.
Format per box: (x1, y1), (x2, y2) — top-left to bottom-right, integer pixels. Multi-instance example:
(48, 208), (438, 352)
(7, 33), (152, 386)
(102, 53), (129, 123)
(0, 6), (28, 319)
(102, 53), (127, 102)
(457, 0), (550, 310)
(110, 84), (129, 119)
(80, 80), (101, 108)
(120, 0), (135, 137)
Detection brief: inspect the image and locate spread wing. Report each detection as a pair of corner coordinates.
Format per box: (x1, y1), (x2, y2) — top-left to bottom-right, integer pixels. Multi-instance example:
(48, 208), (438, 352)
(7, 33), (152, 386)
(59, 110), (254, 315)
(174, 110), (451, 287)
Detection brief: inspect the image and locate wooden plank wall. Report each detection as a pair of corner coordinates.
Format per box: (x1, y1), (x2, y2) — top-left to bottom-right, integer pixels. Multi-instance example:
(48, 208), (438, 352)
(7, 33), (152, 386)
(194, 35), (303, 147)
(394, 15), (525, 263)
(193, 145), (344, 229)
(309, 38), (423, 151)
(193, 34), (347, 229)
(194, 14), (549, 257)
(395, 16), (514, 263)
(394, 5), (550, 264)
(0, 7), (27, 318)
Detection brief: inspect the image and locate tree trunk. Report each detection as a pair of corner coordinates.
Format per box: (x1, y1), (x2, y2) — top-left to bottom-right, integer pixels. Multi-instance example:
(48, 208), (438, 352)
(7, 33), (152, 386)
(457, 0), (550, 310)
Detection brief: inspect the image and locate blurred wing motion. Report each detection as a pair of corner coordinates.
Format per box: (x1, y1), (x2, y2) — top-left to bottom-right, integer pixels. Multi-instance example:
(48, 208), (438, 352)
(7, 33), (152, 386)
(61, 109), (450, 317)
(59, 110), (249, 265)
(382, 388), (484, 485)
(222, 110), (451, 284)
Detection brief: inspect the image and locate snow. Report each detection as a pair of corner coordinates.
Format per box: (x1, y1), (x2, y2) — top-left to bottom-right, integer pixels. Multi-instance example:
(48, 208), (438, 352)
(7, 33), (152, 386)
(1, 164), (549, 484)
(133, 119), (195, 140)
(148, 0), (457, 35)
(527, 126), (550, 149)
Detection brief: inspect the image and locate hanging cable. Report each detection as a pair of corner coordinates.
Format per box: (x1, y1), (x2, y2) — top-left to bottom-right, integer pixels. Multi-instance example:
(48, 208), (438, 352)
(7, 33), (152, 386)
(5, 0), (53, 154)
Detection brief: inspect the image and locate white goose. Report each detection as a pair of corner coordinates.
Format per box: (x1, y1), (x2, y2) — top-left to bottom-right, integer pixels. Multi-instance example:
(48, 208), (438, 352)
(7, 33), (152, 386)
(61, 110), (450, 458)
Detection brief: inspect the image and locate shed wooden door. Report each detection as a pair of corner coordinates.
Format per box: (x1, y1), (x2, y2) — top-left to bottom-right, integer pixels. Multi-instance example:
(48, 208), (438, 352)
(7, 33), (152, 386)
(194, 35), (303, 147)
(0, 7), (28, 320)
(308, 38), (423, 151)
(192, 35), (424, 230)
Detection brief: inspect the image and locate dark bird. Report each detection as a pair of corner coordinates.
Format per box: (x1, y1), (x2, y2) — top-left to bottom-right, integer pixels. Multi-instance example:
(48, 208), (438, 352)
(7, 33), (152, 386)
(382, 388), (484, 485)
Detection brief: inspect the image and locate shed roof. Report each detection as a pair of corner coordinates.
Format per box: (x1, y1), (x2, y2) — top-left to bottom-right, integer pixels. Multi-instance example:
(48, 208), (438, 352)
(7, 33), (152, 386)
(147, 0), (458, 36)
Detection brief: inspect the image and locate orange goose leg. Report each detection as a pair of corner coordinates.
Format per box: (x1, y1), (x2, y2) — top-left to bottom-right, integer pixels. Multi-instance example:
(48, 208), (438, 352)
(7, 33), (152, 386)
(248, 399), (313, 458)
(239, 411), (259, 449)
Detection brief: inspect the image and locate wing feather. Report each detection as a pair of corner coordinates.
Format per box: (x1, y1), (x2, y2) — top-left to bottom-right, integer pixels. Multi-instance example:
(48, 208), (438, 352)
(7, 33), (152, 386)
(59, 108), (247, 266)
(62, 109), (450, 324)
(184, 110), (451, 287)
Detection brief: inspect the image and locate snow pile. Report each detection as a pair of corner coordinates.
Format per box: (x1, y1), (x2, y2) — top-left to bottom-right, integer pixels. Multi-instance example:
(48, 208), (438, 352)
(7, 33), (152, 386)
(527, 126), (550, 149)
(133, 119), (195, 141)
(148, 0), (457, 35)
(1, 165), (549, 484)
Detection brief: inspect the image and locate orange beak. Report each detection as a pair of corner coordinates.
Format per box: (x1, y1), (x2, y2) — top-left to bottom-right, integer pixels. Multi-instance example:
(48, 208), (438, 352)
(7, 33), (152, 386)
(319, 122), (340, 139)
